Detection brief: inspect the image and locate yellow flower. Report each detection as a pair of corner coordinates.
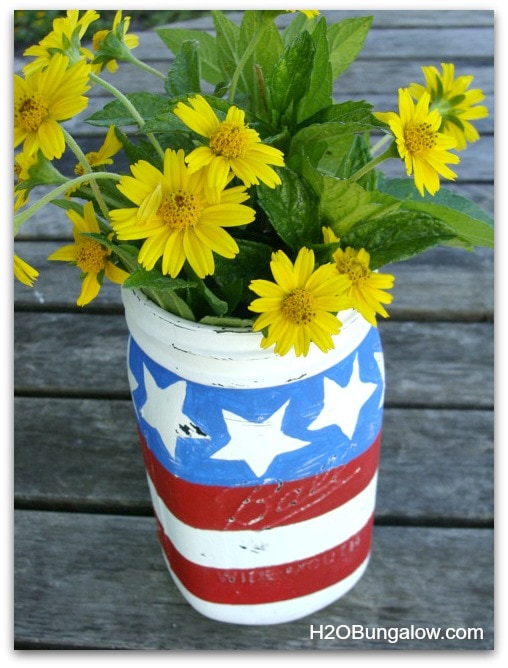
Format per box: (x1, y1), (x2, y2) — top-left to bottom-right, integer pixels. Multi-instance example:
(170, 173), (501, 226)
(14, 54), (91, 160)
(331, 246), (394, 327)
(22, 10), (99, 75)
(110, 148), (256, 279)
(14, 254), (39, 287)
(375, 88), (460, 196)
(287, 10), (320, 19)
(408, 63), (489, 151)
(48, 201), (129, 306)
(249, 248), (352, 357)
(14, 151), (38, 212)
(91, 10), (139, 74)
(322, 226), (340, 245)
(67, 125), (123, 195)
(173, 95), (285, 200)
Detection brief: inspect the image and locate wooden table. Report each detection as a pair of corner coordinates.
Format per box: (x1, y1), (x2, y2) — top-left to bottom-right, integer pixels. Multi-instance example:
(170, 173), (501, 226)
(14, 10), (494, 649)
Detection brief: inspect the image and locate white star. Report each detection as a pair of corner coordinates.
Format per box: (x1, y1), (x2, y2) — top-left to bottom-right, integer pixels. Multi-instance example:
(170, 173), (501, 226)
(307, 354), (378, 439)
(373, 351), (385, 408)
(211, 400), (311, 478)
(140, 365), (208, 458)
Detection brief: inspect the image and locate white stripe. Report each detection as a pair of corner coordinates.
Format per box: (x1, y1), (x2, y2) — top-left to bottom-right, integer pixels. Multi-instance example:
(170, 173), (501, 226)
(163, 551), (370, 625)
(123, 288), (371, 388)
(148, 472), (378, 569)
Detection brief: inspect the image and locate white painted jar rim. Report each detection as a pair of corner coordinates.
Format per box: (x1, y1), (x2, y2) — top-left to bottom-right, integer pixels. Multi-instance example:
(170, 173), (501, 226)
(122, 288), (372, 389)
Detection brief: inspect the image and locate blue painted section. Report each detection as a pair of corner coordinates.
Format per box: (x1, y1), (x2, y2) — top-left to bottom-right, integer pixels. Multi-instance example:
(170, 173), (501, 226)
(128, 327), (384, 486)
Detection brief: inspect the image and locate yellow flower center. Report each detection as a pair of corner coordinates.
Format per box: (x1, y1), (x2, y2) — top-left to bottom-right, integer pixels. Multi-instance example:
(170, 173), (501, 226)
(404, 122), (437, 155)
(335, 251), (369, 285)
(157, 190), (203, 230)
(281, 288), (317, 325)
(17, 94), (49, 133)
(209, 121), (249, 159)
(76, 238), (109, 274)
(74, 151), (100, 175)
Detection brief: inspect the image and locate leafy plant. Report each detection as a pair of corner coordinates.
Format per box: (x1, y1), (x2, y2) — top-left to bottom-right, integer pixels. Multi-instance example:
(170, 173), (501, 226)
(14, 10), (493, 356)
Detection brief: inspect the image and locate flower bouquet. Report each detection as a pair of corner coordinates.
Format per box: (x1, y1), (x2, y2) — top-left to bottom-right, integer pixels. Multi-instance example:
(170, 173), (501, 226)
(13, 9), (494, 625)
(14, 9), (493, 357)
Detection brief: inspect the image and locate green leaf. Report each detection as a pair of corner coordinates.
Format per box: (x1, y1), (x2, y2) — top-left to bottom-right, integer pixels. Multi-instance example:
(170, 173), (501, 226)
(213, 239), (274, 289)
(238, 12), (283, 120)
(296, 18), (332, 123)
(378, 178), (494, 248)
(298, 133), (370, 180)
(20, 152), (66, 189)
(123, 268), (194, 292)
(257, 168), (321, 250)
(211, 239), (276, 318)
(213, 239), (274, 296)
(151, 288), (196, 321)
(334, 134), (377, 190)
(303, 99), (386, 128)
(122, 267), (197, 320)
(156, 27), (222, 85)
(51, 198), (88, 215)
(281, 11), (311, 45)
(290, 116), (384, 161)
(267, 30), (315, 124)
(85, 93), (169, 127)
(113, 126), (160, 165)
(212, 10), (241, 83)
(327, 16), (373, 80)
(340, 210), (458, 269)
(140, 111), (188, 134)
(319, 178), (400, 234)
(187, 273), (229, 318)
(287, 153), (325, 198)
(165, 40), (201, 97)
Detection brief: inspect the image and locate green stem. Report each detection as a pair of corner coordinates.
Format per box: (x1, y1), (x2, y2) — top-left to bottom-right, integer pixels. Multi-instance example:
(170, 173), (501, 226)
(90, 72), (165, 161)
(349, 142), (399, 182)
(124, 52), (166, 81)
(62, 127), (111, 221)
(14, 172), (122, 235)
(370, 133), (392, 156)
(228, 24), (267, 103)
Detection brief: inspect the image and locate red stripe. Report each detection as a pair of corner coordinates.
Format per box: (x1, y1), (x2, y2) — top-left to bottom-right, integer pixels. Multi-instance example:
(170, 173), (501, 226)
(139, 430), (381, 531)
(156, 514), (374, 605)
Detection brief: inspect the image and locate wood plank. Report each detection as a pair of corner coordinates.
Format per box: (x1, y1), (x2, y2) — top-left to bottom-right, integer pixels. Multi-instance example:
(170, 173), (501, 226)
(13, 312), (493, 408)
(154, 10), (494, 32)
(13, 242), (494, 322)
(14, 397), (493, 524)
(124, 12), (494, 60)
(380, 320), (493, 409)
(14, 510), (494, 649)
(14, 12), (493, 72)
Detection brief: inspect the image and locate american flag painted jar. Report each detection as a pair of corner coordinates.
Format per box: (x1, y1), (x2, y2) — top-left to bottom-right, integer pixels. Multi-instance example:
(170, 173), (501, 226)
(122, 288), (385, 625)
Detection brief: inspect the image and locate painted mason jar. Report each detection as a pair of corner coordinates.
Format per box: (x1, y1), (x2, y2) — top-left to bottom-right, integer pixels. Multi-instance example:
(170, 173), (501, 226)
(122, 287), (385, 625)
